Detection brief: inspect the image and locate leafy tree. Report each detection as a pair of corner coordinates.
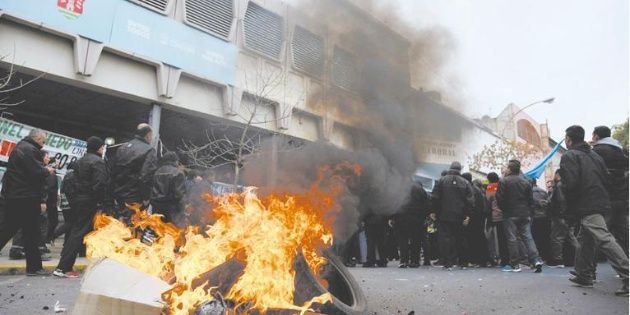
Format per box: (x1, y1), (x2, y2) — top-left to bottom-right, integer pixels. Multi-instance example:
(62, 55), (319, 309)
(612, 119), (629, 151)
(468, 140), (541, 174)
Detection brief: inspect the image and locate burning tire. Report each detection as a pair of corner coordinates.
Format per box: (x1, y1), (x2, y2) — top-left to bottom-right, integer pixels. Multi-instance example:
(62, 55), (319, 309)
(294, 250), (367, 315)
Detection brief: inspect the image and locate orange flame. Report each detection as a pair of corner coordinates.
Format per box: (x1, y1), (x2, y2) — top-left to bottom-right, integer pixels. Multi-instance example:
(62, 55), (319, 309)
(85, 163), (361, 314)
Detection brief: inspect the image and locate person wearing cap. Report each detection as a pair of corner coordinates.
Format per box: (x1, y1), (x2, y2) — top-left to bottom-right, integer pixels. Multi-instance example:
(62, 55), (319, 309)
(496, 159), (543, 273)
(110, 123), (158, 222)
(54, 136), (109, 278)
(430, 161), (474, 270)
(150, 152), (186, 225)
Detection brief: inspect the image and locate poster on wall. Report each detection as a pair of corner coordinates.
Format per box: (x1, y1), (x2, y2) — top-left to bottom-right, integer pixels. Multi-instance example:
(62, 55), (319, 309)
(0, 118), (86, 173)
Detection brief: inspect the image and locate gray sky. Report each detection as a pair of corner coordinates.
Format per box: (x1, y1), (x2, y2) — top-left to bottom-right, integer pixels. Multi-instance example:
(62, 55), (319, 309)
(396, 0), (629, 140)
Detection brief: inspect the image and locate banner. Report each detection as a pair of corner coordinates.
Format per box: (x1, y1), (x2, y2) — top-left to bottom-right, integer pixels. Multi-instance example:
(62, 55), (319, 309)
(0, 118), (86, 173)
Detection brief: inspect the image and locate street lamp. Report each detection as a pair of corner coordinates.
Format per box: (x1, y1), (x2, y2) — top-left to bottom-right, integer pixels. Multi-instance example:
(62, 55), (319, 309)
(500, 97), (555, 138)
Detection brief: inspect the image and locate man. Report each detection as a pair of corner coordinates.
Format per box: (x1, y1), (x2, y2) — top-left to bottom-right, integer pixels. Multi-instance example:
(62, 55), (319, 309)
(592, 126), (629, 255)
(54, 161), (77, 245)
(0, 129), (54, 276)
(110, 123), (158, 222)
(485, 172), (509, 266)
(462, 173), (490, 267)
(54, 137), (108, 278)
(496, 160), (543, 273)
(531, 178), (551, 263)
(44, 156), (59, 245)
(430, 161), (473, 270)
(150, 152), (186, 225)
(392, 182), (429, 268)
(362, 211), (388, 268)
(547, 170), (578, 268)
(561, 125), (628, 296)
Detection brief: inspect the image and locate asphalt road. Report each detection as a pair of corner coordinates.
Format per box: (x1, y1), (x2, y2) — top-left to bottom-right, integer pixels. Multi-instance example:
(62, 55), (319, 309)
(0, 263), (627, 315)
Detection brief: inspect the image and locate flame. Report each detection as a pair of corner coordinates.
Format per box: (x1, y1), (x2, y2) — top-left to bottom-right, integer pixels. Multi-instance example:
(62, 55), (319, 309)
(85, 163), (360, 314)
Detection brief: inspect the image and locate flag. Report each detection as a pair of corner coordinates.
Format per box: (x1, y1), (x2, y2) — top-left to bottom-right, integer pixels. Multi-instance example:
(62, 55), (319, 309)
(524, 140), (564, 180)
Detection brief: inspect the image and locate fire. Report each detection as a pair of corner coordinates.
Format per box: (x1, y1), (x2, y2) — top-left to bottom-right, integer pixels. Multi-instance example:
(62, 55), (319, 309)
(85, 163), (359, 314)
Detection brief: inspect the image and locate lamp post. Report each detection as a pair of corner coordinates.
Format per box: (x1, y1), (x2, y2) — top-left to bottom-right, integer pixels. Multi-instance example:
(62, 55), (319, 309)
(500, 97), (555, 138)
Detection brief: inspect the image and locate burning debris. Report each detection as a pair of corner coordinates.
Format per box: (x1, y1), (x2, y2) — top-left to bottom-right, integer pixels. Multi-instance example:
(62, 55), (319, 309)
(83, 164), (366, 315)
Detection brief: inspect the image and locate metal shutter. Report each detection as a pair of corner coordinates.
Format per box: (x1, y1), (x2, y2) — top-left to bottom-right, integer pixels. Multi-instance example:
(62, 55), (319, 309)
(332, 47), (358, 91)
(184, 0), (234, 39)
(244, 2), (284, 60)
(291, 26), (324, 77)
(129, 0), (170, 14)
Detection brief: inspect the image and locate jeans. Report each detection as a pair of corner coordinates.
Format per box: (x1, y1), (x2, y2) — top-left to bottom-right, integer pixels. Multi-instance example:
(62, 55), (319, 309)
(575, 214), (628, 281)
(550, 217), (578, 262)
(503, 217), (542, 267)
(439, 221), (466, 267)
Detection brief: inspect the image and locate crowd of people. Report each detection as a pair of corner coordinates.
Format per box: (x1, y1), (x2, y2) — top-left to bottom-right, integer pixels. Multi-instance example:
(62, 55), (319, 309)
(0, 122), (626, 297)
(0, 123), (221, 278)
(342, 125), (629, 296)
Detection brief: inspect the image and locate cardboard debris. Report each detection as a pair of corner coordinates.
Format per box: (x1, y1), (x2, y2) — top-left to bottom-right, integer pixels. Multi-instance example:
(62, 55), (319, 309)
(72, 258), (171, 315)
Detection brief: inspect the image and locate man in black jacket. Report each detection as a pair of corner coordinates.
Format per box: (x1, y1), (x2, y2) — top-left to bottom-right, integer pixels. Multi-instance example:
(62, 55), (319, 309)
(547, 170), (577, 268)
(150, 152), (186, 225)
(392, 182), (429, 268)
(0, 129), (54, 276)
(561, 125), (628, 296)
(110, 123), (158, 222)
(54, 137), (109, 278)
(496, 160), (543, 273)
(430, 161), (473, 270)
(592, 126), (629, 255)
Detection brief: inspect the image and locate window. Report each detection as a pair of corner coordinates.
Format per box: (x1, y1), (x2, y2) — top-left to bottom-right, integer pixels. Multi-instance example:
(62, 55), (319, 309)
(184, 0), (234, 39)
(129, 0), (171, 14)
(517, 119), (541, 146)
(243, 2), (284, 60)
(291, 26), (324, 77)
(331, 47), (359, 92)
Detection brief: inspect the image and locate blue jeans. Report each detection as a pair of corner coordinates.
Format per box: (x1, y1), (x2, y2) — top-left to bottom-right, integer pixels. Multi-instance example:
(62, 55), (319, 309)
(503, 217), (542, 267)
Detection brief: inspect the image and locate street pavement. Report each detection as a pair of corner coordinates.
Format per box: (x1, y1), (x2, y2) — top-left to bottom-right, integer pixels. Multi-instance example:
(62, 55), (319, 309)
(0, 262), (627, 315)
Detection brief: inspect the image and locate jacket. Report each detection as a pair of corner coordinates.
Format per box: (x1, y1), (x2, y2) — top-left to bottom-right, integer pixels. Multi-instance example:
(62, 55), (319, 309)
(110, 136), (157, 202)
(560, 141), (611, 216)
(1, 137), (49, 200)
(496, 173), (534, 218)
(394, 183), (429, 222)
(74, 152), (109, 203)
(61, 169), (77, 205)
(592, 138), (628, 203)
(531, 186), (549, 219)
(431, 169), (474, 222)
(485, 183), (503, 222)
(548, 181), (571, 219)
(150, 160), (186, 205)
(44, 171), (59, 207)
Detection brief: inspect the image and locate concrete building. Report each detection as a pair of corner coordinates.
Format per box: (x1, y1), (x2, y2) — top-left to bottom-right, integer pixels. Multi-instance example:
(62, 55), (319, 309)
(0, 0), (501, 186)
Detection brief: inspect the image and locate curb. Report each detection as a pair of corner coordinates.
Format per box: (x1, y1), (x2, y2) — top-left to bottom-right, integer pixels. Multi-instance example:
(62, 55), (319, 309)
(0, 262), (89, 276)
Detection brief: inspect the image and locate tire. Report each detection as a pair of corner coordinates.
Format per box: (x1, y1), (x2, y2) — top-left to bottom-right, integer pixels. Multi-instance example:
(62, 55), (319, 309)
(293, 249), (368, 315)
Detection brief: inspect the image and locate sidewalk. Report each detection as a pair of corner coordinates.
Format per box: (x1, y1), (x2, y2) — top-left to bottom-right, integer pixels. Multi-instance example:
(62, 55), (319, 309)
(0, 241), (90, 275)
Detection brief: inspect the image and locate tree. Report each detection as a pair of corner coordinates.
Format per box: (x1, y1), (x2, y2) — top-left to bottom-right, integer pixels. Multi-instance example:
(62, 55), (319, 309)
(612, 119), (629, 151)
(179, 62), (302, 186)
(0, 55), (43, 110)
(468, 139), (542, 174)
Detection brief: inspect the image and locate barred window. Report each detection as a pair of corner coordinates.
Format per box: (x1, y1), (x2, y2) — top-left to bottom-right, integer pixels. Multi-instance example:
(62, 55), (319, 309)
(291, 26), (324, 77)
(184, 0), (234, 39)
(331, 47), (358, 92)
(129, 0), (170, 14)
(243, 2), (284, 60)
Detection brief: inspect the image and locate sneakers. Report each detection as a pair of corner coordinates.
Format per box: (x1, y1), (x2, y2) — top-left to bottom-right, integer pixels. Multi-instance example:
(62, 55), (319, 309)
(534, 262), (543, 273)
(569, 275), (594, 288)
(443, 265), (453, 271)
(501, 265), (522, 272)
(398, 263), (408, 269)
(26, 269), (49, 277)
(53, 269), (80, 278)
(570, 270), (597, 282)
(546, 260), (565, 268)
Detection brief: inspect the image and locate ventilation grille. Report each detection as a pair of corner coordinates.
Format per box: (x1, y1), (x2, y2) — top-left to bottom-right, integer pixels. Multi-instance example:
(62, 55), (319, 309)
(184, 0), (234, 39)
(130, 0), (170, 13)
(332, 47), (358, 91)
(291, 26), (324, 77)
(243, 2), (284, 60)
